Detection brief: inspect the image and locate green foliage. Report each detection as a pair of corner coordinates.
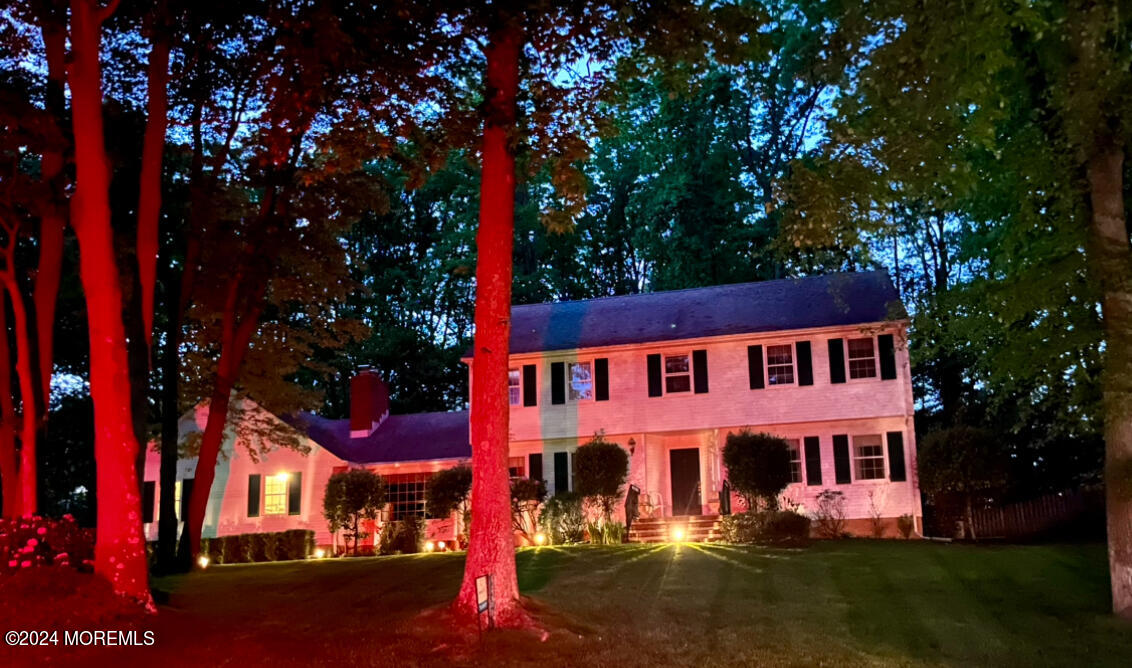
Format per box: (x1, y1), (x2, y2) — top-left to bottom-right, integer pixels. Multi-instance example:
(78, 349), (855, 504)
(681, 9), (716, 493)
(918, 426), (1008, 502)
(323, 469), (387, 556)
(425, 465), (472, 519)
(511, 477), (548, 539)
(719, 511), (810, 545)
(722, 431), (792, 511)
(539, 492), (586, 544)
(378, 517), (424, 555)
(585, 520), (626, 545)
(573, 435), (629, 521)
(199, 530), (315, 564)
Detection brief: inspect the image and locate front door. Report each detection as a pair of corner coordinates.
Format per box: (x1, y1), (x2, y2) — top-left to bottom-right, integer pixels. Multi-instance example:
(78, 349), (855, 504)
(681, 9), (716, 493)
(669, 448), (702, 516)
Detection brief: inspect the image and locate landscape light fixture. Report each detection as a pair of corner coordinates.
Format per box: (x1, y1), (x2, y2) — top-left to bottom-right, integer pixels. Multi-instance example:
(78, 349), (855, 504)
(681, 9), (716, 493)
(534, 532), (546, 546)
(671, 527), (685, 542)
(197, 555), (210, 569)
(425, 541), (435, 552)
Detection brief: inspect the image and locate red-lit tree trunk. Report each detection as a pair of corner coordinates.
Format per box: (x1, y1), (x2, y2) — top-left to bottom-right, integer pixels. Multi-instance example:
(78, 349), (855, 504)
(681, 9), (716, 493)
(185, 275), (264, 559)
(68, 0), (153, 606)
(0, 258), (41, 516)
(136, 8), (170, 359)
(0, 294), (19, 518)
(455, 20), (525, 627)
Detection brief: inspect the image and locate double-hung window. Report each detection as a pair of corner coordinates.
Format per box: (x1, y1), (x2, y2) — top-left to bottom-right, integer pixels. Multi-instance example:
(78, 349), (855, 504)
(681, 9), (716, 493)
(785, 438), (803, 483)
(508, 368), (521, 406)
(568, 361), (593, 401)
(264, 474), (288, 515)
(852, 435), (886, 480)
(664, 354), (691, 393)
(766, 344), (795, 386)
(847, 338), (877, 379)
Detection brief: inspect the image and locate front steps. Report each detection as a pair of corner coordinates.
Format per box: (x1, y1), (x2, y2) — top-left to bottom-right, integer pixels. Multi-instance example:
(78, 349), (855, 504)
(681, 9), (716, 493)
(627, 515), (722, 543)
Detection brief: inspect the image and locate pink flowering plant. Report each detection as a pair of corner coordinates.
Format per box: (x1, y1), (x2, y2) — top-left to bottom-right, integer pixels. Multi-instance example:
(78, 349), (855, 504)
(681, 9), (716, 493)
(0, 514), (95, 575)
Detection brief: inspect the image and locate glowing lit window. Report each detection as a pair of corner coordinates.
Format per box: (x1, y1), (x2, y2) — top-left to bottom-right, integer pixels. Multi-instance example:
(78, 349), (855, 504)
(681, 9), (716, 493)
(173, 481), (181, 521)
(853, 435), (886, 480)
(264, 475), (288, 515)
(508, 368), (521, 406)
(766, 345), (795, 385)
(664, 354), (691, 393)
(848, 338), (877, 379)
(568, 362), (593, 401)
(785, 439), (802, 483)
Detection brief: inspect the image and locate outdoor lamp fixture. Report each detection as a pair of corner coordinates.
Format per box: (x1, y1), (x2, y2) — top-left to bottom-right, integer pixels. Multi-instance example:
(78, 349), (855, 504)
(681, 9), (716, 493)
(671, 527), (685, 542)
(437, 541), (446, 551)
(627, 438), (636, 455)
(314, 548), (326, 559)
(425, 541), (435, 552)
(534, 532), (547, 546)
(197, 555), (210, 569)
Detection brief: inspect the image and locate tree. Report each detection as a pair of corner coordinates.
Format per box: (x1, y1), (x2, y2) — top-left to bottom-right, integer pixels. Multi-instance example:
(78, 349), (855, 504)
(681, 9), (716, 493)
(425, 465), (473, 520)
(918, 426), (1008, 541)
(572, 436), (629, 523)
(322, 469), (386, 557)
(782, 0), (1132, 617)
(723, 430), (791, 511)
(510, 477), (547, 541)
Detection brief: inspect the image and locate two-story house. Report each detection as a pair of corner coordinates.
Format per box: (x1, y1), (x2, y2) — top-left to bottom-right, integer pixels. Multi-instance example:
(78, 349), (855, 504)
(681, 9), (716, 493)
(141, 270), (922, 549)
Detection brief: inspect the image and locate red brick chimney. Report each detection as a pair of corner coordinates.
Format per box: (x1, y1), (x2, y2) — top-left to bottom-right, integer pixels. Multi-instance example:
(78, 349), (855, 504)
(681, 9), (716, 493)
(350, 367), (389, 438)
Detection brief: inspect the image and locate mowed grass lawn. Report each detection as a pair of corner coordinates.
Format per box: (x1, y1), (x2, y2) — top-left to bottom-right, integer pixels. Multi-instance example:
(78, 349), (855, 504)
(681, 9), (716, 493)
(18, 541), (1132, 667)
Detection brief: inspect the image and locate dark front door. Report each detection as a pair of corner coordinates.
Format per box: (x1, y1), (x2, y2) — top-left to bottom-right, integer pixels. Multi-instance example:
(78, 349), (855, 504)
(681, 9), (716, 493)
(669, 448), (702, 516)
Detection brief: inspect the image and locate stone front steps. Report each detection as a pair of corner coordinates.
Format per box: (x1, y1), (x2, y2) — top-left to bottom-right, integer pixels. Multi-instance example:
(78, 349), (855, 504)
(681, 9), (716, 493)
(627, 515), (722, 543)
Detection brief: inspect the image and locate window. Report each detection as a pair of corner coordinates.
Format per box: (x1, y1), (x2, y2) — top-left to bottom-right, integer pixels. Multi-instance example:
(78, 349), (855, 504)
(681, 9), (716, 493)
(766, 344), (795, 386)
(264, 474), (289, 515)
(568, 361), (593, 401)
(508, 368), (521, 406)
(848, 338), (877, 379)
(785, 439), (803, 483)
(387, 473), (430, 520)
(664, 354), (691, 393)
(173, 480), (182, 521)
(508, 456), (525, 478)
(853, 435), (886, 480)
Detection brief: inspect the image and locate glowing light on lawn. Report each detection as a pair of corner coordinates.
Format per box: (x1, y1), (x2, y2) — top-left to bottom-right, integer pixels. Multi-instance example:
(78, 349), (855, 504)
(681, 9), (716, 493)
(437, 541), (446, 551)
(314, 548), (325, 559)
(425, 541), (435, 552)
(197, 555), (210, 569)
(534, 532), (546, 546)
(671, 527), (685, 542)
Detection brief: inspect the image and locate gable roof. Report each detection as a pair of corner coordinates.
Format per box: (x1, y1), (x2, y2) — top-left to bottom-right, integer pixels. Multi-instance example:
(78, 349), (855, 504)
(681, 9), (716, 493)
(495, 271), (904, 355)
(293, 410), (470, 465)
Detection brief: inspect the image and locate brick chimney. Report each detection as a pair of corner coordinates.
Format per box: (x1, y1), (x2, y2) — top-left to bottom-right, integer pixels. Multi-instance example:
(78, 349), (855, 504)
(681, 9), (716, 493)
(350, 367), (390, 438)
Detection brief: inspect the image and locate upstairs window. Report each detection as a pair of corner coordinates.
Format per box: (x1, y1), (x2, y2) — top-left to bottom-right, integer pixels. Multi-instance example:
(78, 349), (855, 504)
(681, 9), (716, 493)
(264, 474), (288, 515)
(508, 368), (521, 406)
(508, 456), (525, 478)
(853, 435), (886, 480)
(664, 354), (691, 393)
(568, 362), (593, 401)
(785, 439), (803, 483)
(848, 338), (877, 379)
(766, 344), (795, 386)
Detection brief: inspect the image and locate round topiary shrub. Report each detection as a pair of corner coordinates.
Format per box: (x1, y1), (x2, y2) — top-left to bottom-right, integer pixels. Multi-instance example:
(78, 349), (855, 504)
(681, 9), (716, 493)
(723, 430), (792, 510)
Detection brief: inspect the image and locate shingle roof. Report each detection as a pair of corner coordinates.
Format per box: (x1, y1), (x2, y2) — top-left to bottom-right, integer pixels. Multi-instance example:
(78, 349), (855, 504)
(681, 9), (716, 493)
(294, 410), (470, 465)
(494, 271), (904, 355)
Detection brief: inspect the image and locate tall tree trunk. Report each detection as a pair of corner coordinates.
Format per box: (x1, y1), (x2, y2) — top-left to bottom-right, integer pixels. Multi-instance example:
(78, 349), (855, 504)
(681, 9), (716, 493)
(156, 263), (182, 571)
(137, 20), (170, 359)
(1, 274), (40, 515)
(455, 19), (524, 627)
(0, 294), (20, 518)
(68, 0), (153, 607)
(1086, 144), (1132, 619)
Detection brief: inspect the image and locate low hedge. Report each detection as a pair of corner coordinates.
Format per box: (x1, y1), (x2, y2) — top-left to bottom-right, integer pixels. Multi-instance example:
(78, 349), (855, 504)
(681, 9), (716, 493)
(719, 510), (810, 545)
(201, 529), (315, 564)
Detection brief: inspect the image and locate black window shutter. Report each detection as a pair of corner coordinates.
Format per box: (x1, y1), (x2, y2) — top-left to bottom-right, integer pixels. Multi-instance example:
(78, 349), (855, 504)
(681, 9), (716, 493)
(248, 474), (261, 517)
(796, 341), (813, 386)
(878, 334), (897, 380)
(142, 481), (155, 524)
(647, 354), (663, 397)
(692, 349), (709, 394)
(747, 345), (764, 389)
(595, 358), (610, 401)
(828, 338), (846, 384)
(288, 471), (302, 515)
(551, 362), (566, 405)
(529, 453), (543, 482)
(522, 364), (537, 406)
(803, 437), (822, 486)
(887, 431), (907, 481)
(181, 478), (194, 518)
(833, 435), (851, 484)
(554, 452), (569, 492)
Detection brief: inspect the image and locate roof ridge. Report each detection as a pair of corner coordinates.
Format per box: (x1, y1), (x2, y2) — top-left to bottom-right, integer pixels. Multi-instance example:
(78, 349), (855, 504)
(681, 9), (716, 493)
(510, 270), (886, 310)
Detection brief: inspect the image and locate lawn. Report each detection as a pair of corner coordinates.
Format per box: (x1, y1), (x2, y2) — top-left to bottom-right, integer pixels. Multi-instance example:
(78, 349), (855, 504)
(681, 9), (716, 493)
(9, 541), (1131, 667)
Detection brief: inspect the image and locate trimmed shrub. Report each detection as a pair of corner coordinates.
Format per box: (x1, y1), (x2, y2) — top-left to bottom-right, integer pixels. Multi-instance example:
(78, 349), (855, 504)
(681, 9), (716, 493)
(540, 491), (585, 544)
(573, 435), (629, 521)
(378, 517), (424, 555)
(202, 530), (315, 564)
(723, 430), (793, 511)
(719, 510), (810, 545)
